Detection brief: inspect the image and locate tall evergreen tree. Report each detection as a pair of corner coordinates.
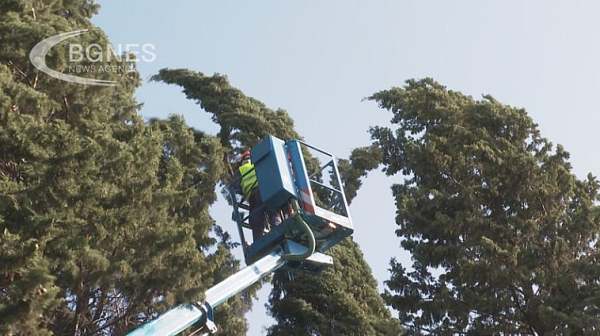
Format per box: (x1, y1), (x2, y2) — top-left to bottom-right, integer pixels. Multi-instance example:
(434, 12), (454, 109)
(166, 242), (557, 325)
(370, 78), (600, 334)
(267, 239), (402, 336)
(266, 145), (402, 336)
(0, 2), (243, 335)
(153, 69), (403, 336)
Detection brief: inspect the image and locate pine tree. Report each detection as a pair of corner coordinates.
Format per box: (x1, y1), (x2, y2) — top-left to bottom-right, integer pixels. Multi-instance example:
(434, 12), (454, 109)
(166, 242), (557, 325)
(266, 145), (402, 336)
(267, 237), (403, 336)
(152, 69), (403, 336)
(0, 2), (241, 335)
(370, 78), (600, 334)
(151, 68), (305, 335)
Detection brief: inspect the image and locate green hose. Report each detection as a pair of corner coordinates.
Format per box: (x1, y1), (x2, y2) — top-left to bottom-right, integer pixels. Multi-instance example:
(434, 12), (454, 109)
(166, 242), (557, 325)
(282, 199), (316, 261)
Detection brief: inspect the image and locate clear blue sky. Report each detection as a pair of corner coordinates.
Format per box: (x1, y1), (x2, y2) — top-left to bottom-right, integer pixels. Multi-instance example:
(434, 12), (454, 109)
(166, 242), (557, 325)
(93, 1), (600, 334)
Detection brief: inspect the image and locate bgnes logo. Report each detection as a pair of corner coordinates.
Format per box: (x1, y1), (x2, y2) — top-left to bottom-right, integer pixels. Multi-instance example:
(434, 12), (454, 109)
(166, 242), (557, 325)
(29, 30), (156, 86)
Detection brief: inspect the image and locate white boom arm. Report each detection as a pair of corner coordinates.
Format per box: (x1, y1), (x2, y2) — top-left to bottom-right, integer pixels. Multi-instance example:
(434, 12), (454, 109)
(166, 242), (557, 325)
(127, 248), (287, 336)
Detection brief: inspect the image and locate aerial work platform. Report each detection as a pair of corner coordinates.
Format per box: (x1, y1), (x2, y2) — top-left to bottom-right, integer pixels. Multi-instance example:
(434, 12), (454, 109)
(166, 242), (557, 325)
(229, 136), (353, 268)
(128, 136), (354, 336)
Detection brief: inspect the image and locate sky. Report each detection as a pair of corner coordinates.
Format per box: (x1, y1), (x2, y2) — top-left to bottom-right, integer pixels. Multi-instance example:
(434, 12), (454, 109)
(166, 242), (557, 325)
(93, 1), (600, 334)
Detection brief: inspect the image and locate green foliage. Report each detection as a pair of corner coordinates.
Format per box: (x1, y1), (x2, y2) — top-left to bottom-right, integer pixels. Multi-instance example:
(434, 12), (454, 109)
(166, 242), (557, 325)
(267, 239), (402, 336)
(0, 2), (238, 335)
(151, 69), (300, 153)
(337, 145), (383, 202)
(370, 78), (600, 335)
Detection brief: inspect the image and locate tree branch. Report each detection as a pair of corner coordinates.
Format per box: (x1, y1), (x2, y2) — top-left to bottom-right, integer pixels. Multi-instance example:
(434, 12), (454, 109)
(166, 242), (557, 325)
(6, 60), (33, 87)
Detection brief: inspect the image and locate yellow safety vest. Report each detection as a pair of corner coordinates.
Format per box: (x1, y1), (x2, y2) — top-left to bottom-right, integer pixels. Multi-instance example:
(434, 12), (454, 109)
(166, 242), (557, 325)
(239, 162), (258, 199)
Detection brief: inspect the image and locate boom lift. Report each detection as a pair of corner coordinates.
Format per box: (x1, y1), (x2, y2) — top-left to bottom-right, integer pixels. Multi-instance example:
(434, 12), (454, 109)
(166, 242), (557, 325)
(128, 136), (353, 336)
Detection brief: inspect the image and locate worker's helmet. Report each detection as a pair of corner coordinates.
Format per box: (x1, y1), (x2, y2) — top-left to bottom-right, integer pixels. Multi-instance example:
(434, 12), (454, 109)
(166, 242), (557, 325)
(240, 150), (251, 164)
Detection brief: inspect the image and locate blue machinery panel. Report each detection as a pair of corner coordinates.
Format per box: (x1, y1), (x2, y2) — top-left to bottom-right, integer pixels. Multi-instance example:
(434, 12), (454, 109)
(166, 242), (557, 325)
(251, 136), (296, 210)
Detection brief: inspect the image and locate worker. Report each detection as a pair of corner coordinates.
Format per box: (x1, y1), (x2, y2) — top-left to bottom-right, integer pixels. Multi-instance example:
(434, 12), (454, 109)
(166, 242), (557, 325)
(238, 151), (282, 241)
